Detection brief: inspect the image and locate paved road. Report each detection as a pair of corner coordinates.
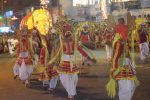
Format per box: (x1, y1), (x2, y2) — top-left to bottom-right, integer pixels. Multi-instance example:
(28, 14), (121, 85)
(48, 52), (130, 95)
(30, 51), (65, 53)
(0, 50), (150, 100)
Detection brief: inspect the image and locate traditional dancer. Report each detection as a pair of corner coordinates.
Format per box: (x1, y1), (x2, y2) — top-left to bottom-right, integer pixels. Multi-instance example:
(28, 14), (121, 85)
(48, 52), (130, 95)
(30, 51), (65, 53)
(13, 26), (34, 86)
(115, 18), (128, 41)
(32, 28), (41, 67)
(79, 25), (95, 66)
(38, 34), (59, 91)
(38, 35), (49, 85)
(58, 31), (94, 99)
(32, 37), (39, 67)
(79, 25), (94, 49)
(138, 24), (149, 63)
(47, 29), (59, 92)
(106, 33), (139, 100)
(102, 28), (113, 62)
(46, 64), (59, 92)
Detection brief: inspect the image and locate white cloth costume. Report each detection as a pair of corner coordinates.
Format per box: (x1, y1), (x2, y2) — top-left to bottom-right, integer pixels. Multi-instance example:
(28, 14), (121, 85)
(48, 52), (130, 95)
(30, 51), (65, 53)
(139, 42), (149, 61)
(105, 44), (113, 61)
(118, 58), (136, 100)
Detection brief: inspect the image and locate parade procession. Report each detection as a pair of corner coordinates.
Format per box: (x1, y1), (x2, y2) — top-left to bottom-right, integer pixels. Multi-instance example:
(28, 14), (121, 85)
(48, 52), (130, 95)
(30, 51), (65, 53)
(0, 0), (150, 100)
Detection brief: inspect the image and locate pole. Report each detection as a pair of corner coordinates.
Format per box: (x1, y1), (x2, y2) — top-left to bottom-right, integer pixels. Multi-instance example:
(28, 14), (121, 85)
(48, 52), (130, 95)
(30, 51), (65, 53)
(122, 1), (125, 9)
(58, 0), (62, 16)
(0, 0), (5, 26)
(1, 0), (4, 15)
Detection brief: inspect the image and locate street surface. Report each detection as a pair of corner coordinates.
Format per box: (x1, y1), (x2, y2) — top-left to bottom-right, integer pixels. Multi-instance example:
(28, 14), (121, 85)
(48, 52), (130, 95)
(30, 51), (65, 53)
(0, 49), (150, 100)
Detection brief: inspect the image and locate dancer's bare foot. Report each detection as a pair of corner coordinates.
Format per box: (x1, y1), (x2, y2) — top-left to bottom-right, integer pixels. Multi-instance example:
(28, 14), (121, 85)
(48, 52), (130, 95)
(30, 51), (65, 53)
(68, 95), (75, 100)
(14, 75), (18, 79)
(47, 88), (54, 93)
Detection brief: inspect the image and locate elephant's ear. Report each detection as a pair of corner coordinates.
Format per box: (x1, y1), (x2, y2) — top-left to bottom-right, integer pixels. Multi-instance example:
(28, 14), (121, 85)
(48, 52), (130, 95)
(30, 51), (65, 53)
(20, 12), (34, 30)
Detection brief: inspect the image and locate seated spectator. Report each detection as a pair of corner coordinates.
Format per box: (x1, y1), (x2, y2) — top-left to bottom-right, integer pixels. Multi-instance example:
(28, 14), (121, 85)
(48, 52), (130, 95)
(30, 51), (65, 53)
(0, 43), (3, 54)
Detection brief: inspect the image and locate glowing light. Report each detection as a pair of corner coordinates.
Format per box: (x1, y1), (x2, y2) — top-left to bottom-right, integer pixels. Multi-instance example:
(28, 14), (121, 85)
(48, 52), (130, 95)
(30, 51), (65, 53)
(40, 0), (50, 8)
(112, 0), (130, 2)
(73, 0), (88, 6)
(73, 0), (100, 6)
(40, 0), (50, 5)
(0, 16), (2, 19)
(4, 0), (7, 3)
(0, 27), (14, 33)
(101, 0), (107, 19)
(11, 16), (18, 20)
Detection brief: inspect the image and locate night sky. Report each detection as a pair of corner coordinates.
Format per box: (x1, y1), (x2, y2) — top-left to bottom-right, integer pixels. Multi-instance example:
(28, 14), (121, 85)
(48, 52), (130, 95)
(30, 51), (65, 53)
(1, 0), (40, 12)
(2, 0), (59, 12)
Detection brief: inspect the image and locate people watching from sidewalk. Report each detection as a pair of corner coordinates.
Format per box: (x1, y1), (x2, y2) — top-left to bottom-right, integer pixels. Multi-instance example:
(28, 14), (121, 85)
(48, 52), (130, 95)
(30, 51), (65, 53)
(0, 43), (3, 53)
(7, 35), (14, 55)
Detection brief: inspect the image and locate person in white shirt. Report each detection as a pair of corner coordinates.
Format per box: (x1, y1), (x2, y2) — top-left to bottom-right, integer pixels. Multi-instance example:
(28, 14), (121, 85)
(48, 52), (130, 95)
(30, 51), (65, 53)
(7, 36), (14, 54)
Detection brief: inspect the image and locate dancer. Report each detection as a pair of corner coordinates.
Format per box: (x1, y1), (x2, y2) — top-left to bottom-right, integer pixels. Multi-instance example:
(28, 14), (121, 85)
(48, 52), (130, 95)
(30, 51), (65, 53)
(138, 24), (149, 63)
(79, 25), (95, 66)
(106, 33), (139, 100)
(47, 29), (59, 92)
(13, 26), (34, 86)
(102, 28), (113, 62)
(59, 31), (94, 99)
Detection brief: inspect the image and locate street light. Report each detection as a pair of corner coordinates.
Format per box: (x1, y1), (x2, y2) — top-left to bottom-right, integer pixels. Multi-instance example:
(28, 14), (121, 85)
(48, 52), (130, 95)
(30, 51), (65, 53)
(1, 0), (4, 15)
(0, 0), (7, 26)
